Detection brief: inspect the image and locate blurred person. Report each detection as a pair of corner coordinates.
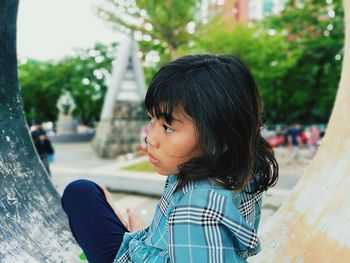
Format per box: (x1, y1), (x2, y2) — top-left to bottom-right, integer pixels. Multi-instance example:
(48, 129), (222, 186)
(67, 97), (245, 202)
(286, 123), (302, 164)
(308, 125), (320, 158)
(299, 127), (308, 146)
(31, 121), (55, 176)
(320, 125), (326, 138)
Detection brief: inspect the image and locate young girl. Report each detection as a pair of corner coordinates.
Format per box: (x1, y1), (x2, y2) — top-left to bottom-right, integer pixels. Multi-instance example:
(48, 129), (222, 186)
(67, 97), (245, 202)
(62, 54), (279, 262)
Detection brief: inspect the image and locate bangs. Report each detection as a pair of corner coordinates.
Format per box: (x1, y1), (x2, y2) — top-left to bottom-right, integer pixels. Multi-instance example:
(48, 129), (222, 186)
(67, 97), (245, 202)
(145, 70), (190, 124)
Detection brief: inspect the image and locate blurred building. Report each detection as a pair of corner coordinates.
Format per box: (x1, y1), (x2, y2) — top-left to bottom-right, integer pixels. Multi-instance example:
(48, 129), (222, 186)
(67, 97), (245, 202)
(247, 0), (288, 20)
(204, 0), (288, 24)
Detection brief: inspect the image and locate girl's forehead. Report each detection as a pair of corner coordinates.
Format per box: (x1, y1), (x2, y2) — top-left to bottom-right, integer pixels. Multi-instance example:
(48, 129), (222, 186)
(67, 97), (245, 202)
(148, 107), (191, 123)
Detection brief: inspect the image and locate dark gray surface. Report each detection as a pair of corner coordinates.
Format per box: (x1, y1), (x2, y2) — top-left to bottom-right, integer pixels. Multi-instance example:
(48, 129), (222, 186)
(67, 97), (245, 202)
(49, 133), (94, 143)
(0, 1), (81, 262)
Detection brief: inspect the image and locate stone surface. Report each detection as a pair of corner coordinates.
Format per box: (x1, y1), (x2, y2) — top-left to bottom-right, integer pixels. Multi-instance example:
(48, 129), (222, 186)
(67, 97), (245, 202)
(92, 118), (147, 158)
(0, 1), (81, 261)
(93, 35), (147, 158)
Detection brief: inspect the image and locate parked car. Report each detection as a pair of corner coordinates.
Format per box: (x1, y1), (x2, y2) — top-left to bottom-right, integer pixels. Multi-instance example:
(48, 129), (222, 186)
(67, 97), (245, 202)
(262, 124), (287, 148)
(268, 134), (286, 148)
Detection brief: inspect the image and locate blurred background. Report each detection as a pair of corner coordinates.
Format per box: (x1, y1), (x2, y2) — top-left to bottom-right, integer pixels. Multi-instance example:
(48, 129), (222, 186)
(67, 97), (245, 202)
(17, 0), (344, 225)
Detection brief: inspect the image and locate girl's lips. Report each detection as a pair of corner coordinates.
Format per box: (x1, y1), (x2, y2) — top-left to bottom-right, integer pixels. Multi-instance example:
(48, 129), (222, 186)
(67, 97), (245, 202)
(148, 153), (160, 165)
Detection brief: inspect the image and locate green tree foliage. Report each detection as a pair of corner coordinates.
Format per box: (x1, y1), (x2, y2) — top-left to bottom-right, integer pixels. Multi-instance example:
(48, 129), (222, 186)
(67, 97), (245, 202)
(263, 0), (344, 123)
(19, 60), (62, 123)
(92, 0), (343, 124)
(193, 0), (344, 124)
(19, 43), (116, 125)
(97, 0), (200, 59)
(137, 39), (169, 85)
(191, 18), (300, 123)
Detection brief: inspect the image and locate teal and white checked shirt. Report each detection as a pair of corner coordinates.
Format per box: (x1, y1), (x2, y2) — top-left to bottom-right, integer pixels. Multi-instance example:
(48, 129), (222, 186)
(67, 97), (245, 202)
(114, 175), (262, 262)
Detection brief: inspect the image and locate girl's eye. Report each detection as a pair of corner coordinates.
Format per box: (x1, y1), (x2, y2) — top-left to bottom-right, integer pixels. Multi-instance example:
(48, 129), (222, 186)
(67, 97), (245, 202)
(148, 115), (155, 124)
(162, 124), (174, 133)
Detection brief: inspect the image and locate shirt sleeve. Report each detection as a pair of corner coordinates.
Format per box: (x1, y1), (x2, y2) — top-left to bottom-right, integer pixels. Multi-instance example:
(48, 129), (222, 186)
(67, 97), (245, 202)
(167, 189), (247, 263)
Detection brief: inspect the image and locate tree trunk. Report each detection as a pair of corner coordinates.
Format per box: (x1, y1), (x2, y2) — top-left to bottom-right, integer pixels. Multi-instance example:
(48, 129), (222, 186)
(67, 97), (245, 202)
(168, 44), (178, 60)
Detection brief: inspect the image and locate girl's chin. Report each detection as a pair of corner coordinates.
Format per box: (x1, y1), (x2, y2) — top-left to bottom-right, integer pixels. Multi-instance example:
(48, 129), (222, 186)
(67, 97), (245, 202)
(153, 167), (177, 176)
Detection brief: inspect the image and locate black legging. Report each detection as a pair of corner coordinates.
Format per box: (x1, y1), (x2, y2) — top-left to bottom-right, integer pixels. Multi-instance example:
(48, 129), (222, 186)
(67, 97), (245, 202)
(61, 179), (128, 263)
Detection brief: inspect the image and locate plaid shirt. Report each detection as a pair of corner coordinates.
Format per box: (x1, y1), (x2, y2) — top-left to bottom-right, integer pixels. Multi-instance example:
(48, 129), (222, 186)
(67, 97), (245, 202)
(114, 175), (262, 263)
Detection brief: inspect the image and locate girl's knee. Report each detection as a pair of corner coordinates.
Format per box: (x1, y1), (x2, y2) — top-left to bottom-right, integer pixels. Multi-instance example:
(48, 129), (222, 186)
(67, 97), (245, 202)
(62, 179), (100, 209)
(63, 179), (96, 196)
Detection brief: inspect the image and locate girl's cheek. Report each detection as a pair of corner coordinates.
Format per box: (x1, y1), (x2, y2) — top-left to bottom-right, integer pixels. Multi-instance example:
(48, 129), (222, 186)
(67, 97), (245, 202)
(164, 141), (197, 158)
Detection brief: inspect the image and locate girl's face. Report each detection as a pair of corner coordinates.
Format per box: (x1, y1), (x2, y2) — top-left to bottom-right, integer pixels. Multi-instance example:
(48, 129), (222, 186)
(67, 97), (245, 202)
(146, 110), (201, 175)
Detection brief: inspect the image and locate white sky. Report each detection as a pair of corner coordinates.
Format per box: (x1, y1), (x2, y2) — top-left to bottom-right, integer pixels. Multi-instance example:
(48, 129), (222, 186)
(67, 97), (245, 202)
(17, 0), (122, 61)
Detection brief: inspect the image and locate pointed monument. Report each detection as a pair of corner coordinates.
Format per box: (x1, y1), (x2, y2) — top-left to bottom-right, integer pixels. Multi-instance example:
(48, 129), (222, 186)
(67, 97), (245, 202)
(92, 34), (147, 158)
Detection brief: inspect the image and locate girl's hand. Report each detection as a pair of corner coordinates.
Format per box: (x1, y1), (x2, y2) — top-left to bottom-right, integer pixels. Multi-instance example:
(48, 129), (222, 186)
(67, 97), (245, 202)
(127, 208), (147, 232)
(102, 187), (129, 229)
(103, 187), (147, 232)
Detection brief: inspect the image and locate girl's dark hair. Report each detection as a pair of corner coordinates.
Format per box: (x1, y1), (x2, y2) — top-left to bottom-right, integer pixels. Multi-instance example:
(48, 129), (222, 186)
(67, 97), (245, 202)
(145, 54), (278, 193)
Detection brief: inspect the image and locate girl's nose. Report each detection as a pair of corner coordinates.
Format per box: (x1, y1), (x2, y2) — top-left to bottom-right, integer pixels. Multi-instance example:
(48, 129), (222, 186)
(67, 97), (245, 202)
(146, 125), (160, 148)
